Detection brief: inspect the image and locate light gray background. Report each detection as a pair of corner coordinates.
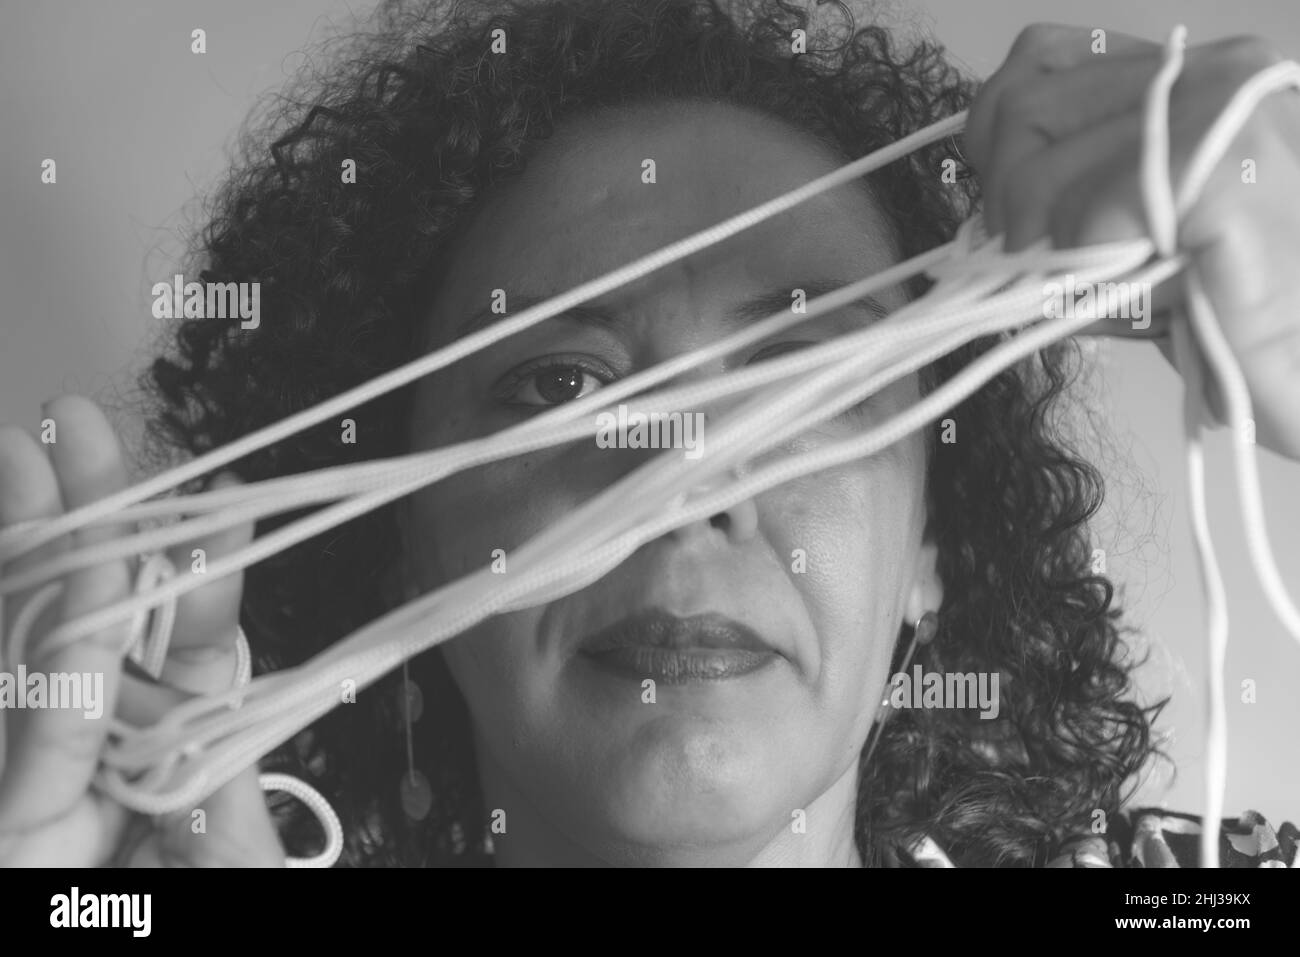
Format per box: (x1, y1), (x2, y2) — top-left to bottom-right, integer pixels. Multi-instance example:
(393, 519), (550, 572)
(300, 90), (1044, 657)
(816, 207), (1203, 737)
(1, 0), (1297, 827)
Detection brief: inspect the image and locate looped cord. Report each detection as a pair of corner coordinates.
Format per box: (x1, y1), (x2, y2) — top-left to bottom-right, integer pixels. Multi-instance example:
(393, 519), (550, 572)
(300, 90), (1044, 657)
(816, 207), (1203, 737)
(3, 557), (345, 866)
(2, 25), (1298, 868)
(259, 773), (345, 869)
(163, 573), (344, 866)
(222, 624), (342, 866)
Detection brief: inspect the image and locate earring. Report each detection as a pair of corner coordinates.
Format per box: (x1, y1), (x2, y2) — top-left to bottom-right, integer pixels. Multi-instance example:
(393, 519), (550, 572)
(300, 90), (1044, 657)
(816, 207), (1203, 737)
(391, 573), (434, 821)
(912, 610), (939, 648)
(861, 611), (940, 771)
(398, 658), (432, 821)
(881, 612), (939, 696)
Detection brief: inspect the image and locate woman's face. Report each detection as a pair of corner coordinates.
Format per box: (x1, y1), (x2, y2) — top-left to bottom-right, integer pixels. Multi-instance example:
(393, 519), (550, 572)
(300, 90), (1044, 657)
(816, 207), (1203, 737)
(405, 99), (943, 866)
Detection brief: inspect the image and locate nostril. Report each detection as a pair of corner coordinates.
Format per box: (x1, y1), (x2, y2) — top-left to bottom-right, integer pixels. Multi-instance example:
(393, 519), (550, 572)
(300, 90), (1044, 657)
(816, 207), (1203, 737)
(709, 511), (730, 535)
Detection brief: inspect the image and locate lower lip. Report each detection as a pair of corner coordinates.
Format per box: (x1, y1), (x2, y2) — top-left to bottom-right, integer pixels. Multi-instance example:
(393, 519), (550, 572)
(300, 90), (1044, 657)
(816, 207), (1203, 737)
(580, 646), (779, 684)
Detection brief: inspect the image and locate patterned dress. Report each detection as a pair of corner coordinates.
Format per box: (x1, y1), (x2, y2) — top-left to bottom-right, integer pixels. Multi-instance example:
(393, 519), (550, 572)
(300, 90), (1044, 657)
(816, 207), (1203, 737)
(898, 809), (1298, 867)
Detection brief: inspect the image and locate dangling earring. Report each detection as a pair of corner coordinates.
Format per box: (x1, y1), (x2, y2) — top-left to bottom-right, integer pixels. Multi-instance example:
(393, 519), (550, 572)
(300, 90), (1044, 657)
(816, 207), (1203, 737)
(394, 572), (433, 822)
(861, 611), (939, 770)
(398, 658), (433, 821)
(910, 611), (939, 648)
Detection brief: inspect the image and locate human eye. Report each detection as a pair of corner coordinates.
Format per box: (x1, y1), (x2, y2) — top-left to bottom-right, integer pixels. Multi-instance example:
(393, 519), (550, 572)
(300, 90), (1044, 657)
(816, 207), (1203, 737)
(494, 356), (615, 408)
(748, 340), (878, 424)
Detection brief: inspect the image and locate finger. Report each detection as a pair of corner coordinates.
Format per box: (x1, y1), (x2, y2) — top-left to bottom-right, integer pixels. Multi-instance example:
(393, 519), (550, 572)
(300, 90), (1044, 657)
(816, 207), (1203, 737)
(966, 24), (1158, 172)
(994, 108), (1143, 251)
(148, 766), (285, 867)
(1145, 332), (1229, 426)
(1150, 327), (1229, 427)
(115, 670), (208, 728)
(1051, 150), (1187, 334)
(976, 35), (1286, 243)
(108, 673), (284, 867)
(1075, 309), (1174, 340)
(999, 113), (1188, 338)
(0, 423), (69, 795)
(979, 57), (1165, 241)
(160, 472), (254, 695)
(1039, 91), (1265, 314)
(0, 424), (68, 668)
(1004, 23), (1156, 72)
(0, 396), (132, 826)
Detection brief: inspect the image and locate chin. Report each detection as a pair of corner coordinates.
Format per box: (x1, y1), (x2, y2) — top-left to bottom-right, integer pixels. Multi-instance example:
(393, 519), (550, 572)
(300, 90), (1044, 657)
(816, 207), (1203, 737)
(585, 710), (790, 852)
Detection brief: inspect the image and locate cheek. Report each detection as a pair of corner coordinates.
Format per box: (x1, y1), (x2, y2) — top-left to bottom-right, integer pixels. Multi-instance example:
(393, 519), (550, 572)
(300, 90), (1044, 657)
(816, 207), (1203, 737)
(762, 438), (926, 679)
(408, 386), (631, 583)
(439, 609), (550, 735)
(416, 453), (640, 582)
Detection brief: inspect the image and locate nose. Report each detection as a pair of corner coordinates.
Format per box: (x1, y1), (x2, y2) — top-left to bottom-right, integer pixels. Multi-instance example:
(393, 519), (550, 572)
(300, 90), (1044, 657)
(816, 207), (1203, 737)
(667, 464), (759, 546)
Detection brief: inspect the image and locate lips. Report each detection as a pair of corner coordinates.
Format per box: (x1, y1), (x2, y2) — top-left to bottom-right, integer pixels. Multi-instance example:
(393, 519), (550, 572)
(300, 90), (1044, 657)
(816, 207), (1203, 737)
(578, 610), (781, 683)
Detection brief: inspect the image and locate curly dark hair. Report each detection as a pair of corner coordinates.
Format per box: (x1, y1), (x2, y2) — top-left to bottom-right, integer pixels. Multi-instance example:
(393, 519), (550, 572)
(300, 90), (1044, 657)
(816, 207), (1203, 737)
(140, 0), (1165, 867)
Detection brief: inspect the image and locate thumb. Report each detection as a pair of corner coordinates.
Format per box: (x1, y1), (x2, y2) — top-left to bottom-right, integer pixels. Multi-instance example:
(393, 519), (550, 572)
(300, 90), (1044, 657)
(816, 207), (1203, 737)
(158, 472), (255, 696)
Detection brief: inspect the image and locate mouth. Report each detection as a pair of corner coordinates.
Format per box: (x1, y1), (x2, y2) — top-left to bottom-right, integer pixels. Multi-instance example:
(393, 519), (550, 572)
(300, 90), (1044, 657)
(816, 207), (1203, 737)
(577, 610), (782, 684)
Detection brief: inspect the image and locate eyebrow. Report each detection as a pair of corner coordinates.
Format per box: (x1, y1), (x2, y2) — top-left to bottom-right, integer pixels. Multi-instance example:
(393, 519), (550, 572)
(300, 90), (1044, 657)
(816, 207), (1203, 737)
(453, 278), (891, 340)
(728, 279), (891, 325)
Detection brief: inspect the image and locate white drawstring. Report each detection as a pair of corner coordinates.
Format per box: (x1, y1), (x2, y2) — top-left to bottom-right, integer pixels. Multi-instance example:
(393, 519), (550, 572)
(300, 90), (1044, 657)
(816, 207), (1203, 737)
(1141, 27), (1227, 869)
(1140, 26), (1229, 870)
(259, 773), (345, 869)
(1, 26), (1297, 868)
(10, 566), (347, 865)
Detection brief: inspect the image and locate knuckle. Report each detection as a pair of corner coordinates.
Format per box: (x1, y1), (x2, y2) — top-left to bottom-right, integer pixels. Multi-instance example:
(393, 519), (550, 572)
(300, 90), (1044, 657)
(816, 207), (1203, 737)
(1011, 23), (1077, 61)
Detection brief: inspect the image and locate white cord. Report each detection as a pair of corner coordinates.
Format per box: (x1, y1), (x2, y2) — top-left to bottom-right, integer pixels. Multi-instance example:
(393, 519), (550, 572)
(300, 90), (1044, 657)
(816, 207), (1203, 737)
(257, 773), (345, 868)
(1140, 25), (1229, 870)
(1, 25), (1297, 868)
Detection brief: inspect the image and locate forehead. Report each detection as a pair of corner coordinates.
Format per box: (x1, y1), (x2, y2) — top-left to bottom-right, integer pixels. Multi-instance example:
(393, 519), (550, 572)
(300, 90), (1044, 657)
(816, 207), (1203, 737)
(430, 99), (903, 330)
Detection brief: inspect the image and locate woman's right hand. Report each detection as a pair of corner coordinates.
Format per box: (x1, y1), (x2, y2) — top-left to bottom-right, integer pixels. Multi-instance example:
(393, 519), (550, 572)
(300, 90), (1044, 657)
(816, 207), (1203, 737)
(0, 394), (284, 866)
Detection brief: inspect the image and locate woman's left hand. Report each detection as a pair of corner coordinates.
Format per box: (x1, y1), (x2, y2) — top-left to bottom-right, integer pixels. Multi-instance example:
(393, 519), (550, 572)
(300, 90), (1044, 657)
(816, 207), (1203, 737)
(965, 24), (1300, 460)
